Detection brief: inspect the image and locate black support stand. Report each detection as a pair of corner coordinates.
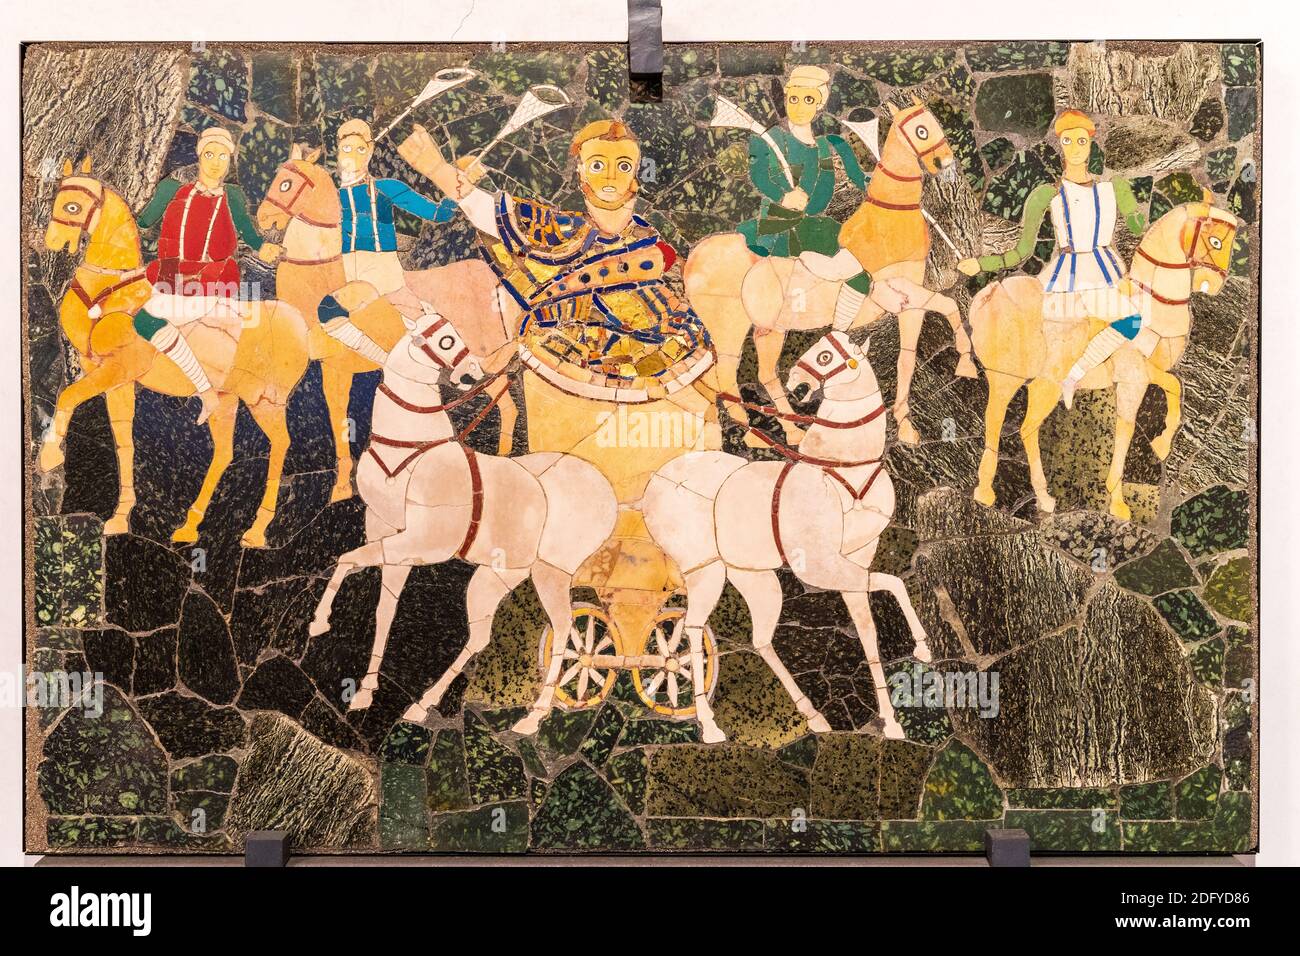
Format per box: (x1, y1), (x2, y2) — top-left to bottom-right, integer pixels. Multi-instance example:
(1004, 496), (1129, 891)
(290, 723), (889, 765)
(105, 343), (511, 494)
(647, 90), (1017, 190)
(628, 0), (663, 102)
(244, 830), (289, 867)
(985, 828), (1031, 866)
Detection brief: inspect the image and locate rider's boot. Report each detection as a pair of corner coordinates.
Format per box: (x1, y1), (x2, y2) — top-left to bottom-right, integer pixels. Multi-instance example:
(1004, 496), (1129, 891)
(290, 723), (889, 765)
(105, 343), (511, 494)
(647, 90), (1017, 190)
(1061, 324), (1128, 410)
(149, 321), (219, 424)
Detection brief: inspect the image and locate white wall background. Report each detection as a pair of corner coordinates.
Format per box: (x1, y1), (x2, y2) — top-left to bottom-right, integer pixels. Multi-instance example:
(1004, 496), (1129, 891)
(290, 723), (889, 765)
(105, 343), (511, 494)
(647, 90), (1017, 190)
(3, 0), (1296, 866)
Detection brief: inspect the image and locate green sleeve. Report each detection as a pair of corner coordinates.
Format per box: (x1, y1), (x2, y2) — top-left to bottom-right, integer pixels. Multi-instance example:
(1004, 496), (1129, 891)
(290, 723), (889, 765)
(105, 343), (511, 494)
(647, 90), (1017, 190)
(978, 182), (1056, 271)
(748, 133), (789, 204)
(224, 185), (264, 251)
(1113, 177), (1146, 236)
(135, 177), (182, 229)
(826, 133), (869, 190)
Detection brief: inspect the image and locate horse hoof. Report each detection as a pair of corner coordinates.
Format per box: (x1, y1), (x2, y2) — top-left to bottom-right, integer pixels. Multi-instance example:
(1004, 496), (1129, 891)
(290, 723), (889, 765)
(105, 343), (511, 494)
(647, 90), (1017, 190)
(913, 641), (933, 664)
(699, 721), (727, 744)
(348, 688), (373, 711)
(511, 713), (543, 736)
(241, 528), (268, 548)
(1037, 494), (1057, 514)
(806, 713), (832, 734)
(329, 481), (354, 504)
(37, 444), (65, 473)
(897, 420), (920, 445)
(972, 485), (996, 508)
(308, 617), (330, 637)
(402, 702), (430, 723)
(103, 514), (131, 536)
(1150, 434), (1173, 460)
(171, 525), (200, 544)
(1110, 499), (1132, 522)
(955, 354), (978, 379)
(881, 718), (907, 740)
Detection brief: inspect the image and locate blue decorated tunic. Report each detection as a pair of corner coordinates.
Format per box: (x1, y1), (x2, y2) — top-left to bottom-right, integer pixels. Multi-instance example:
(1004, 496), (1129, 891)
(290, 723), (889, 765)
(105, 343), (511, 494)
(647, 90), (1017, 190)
(339, 178), (457, 253)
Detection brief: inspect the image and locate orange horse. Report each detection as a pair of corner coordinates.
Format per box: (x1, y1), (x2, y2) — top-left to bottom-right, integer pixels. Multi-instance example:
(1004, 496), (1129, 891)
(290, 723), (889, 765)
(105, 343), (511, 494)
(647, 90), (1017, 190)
(256, 145), (517, 500)
(37, 158), (310, 546)
(685, 99), (975, 446)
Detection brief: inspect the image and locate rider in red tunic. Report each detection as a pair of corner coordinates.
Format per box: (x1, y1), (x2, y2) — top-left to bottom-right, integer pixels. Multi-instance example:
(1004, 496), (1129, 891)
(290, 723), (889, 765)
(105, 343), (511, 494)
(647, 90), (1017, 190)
(134, 126), (280, 422)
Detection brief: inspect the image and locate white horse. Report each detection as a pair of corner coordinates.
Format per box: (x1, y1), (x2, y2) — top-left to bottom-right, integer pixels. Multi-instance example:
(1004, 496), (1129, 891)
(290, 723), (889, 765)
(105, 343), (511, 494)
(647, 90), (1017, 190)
(307, 307), (618, 735)
(640, 330), (931, 741)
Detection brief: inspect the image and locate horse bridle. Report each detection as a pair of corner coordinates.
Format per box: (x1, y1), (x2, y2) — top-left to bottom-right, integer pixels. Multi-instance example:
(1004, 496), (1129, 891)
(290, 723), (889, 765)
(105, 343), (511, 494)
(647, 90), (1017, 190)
(795, 331), (859, 387)
(411, 314), (472, 372)
(50, 179), (105, 232)
(263, 162), (338, 229)
(891, 104), (949, 167)
(1132, 209), (1236, 305)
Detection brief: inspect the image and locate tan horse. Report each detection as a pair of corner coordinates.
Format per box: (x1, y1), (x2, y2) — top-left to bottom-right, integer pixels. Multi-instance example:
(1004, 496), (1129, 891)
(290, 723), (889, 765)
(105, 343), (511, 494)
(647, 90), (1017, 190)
(37, 159), (309, 547)
(256, 145), (518, 504)
(970, 199), (1239, 519)
(685, 99), (975, 447)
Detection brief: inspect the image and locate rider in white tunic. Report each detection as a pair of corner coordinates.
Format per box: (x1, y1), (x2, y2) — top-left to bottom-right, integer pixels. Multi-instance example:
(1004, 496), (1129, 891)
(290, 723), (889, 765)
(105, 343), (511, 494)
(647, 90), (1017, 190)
(959, 109), (1149, 407)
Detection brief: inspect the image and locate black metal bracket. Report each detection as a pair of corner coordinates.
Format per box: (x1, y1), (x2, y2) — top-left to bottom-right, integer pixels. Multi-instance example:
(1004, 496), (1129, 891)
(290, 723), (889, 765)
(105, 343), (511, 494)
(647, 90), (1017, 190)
(245, 830), (290, 867)
(628, 0), (663, 102)
(985, 828), (1031, 867)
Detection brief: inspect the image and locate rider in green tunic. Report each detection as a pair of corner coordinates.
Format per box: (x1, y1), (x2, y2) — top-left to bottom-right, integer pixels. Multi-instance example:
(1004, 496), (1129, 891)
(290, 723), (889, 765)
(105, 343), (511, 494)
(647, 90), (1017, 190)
(737, 66), (872, 294)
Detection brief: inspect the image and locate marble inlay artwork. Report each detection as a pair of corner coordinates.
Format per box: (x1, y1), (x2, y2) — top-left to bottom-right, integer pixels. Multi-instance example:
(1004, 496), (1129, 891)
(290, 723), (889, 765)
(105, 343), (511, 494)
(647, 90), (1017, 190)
(21, 41), (1259, 854)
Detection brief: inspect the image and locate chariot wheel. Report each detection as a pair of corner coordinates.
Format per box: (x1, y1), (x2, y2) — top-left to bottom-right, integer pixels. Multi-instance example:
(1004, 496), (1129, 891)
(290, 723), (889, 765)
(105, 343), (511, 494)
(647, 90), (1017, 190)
(631, 607), (719, 719)
(538, 602), (619, 711)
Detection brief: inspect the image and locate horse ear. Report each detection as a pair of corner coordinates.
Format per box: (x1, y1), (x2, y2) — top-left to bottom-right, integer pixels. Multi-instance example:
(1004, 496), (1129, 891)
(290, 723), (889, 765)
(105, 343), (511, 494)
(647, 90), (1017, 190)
(61, 158), (74, 177)
(304, 147), (322, 164)
(886, 101), (898, 117)
(79, 155), (93, 174)
(289, 143), (303, 161)
(401, 314), (418, 331)
(1201, 187), (1215, 204)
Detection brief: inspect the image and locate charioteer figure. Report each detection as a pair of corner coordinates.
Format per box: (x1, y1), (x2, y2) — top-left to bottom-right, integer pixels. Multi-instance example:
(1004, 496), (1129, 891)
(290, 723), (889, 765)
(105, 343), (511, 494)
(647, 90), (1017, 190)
(958, 109), (1149, 407)
(133, 126), (280, 422)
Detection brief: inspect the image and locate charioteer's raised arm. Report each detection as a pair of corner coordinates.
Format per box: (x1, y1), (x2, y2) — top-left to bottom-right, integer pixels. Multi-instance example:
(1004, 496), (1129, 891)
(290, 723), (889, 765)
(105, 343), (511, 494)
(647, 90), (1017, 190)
(398, 124), (499, 238)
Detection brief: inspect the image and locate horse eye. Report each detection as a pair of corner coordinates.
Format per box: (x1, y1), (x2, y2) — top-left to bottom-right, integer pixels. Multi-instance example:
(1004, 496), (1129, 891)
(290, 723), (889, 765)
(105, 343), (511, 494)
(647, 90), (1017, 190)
(915, 125), (929, 140)
(438, 335), (456, 351)
(1209, 236), (1223, 250)
(64, 202), (81, 214)
(279, 180), (292, 192)
(817, 350), (833, 365)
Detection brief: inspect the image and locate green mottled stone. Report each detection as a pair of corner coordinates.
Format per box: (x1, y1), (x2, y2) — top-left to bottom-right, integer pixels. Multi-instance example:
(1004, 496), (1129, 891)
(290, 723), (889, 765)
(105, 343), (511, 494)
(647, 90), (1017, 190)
(1190, 98), (1225, 142)
(648, 817), (766, 851)
(1188, 638), (1225, 686)
(778, 735), (818, 769)
(1156, 171), (1204, 204)
(137, 817), (232, 850)
(430, 802), (529, 853)
(809, 735), (880, 819)
(646, 746), (808, 817)
(466, 584), (545, 708)
(188, 49), (249, 122)
(536, 708), (597, 760)
(250, 52), (297, 123)
(464, 713), (526, 805)
(378, 723), (432, 766)
(1153, 590), (1221, 642)
(983, 147), (1057, 220)
(1221, 44), (1259, 87)
(1005, 809), (1120, 850)
(235, 117), (293, 214)
(530, 779), (547, 810)
(1130, 176), (1153, 204)
(606, 749), (647, 815)
(1226, 87), (1257, 142)
(1122, 820), (1218, 852)
(879, 740), (934, 818)
(921, 741), (1002, 820)
(712, 650), (807, 748)
(47, 816), (137, 848)
(38, 685), (167, 815)
(1215, 791), (1253, 852)
(1113, 539), (1196, 596)
(966, 41), (1069, 72)
(1120, 782), (1173, 820)
(1176, 765), (1222, 820)
(1008, 788), (1116, 810)
(34, 516), (60, 627)
(425, 728), (469, 812)
(825, 70), (880, 115)
(532, 763), (644, 850)
(765, 819), (880, 852)
(931, 99), (983, 190)
(578, 704), (624, 767)
(974, 73), (1054, 137)
(1149, 191), (1174, 223)
(1175, 481), (1242, 556)
(620, 717), (700, 746)
(882, 820), (988, 851)
(840, 49), (949, 86)
(172, 790), (229, 832)
(516, 738), (547, 779)
(1203, 557), (1252, 622)
(1222, 695), (1252, 791)
(171, 754), (238, 793)
(1228, 169), (1257, 225)
(1207, 147), (1237, 182)
(60, 516), (103, 628)
(586, 49), (628, 113)
(1231, 230), (1251, 276)
(478, 707), (529, 733)
(665, 46), (716, 84)
(980, 137), (1015, 172)
(379, 763), (428, 850)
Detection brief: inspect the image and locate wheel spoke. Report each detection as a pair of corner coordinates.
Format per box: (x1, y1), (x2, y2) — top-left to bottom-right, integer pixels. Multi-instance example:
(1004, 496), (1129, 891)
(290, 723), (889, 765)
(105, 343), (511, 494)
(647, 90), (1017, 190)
(643, 670), (665, 698)
(588, 669), (607, 689)
(654, 626), (670, 657)
(584, 615), (596, 653)
(667, 672), (679, 707)
(577, 666), (591, 700)
(560, 662), (582, 687)
(667, 618), (685, 654)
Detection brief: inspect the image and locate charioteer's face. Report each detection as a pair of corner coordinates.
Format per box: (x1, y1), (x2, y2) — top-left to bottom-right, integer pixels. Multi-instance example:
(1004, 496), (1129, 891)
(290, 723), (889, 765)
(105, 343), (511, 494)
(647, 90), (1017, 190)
(784, 84), (825, 125)
(578, 138), (640, 211)
(198, 144), (232, 183)
(1059, 127), (1092, 169)
(338, 134), (373, 178)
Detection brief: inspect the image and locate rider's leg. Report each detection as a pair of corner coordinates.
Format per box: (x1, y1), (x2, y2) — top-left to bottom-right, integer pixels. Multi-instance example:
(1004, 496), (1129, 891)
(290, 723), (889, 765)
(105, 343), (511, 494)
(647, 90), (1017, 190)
(318, 294), (389, 366)
(1061, 313), (1148, 410)
(134, 307), (218, 424)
